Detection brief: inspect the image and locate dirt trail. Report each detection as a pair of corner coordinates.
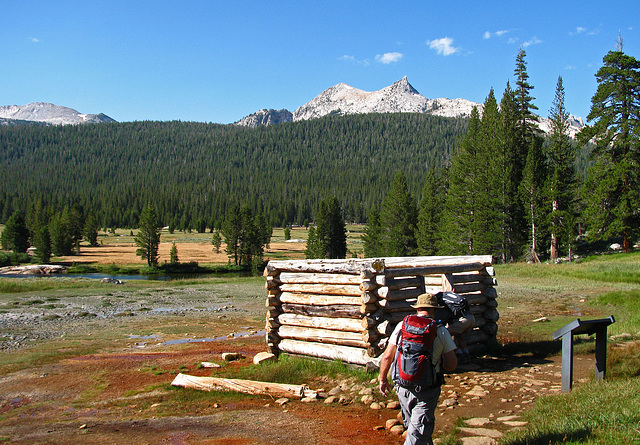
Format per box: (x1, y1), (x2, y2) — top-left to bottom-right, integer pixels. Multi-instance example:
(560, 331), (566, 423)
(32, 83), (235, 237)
(0, 326), (597, 445)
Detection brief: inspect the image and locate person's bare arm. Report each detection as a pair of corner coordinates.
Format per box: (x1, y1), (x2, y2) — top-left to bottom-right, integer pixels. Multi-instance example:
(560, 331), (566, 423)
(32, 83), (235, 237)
(378, 343), (397, 396)
(441, 350), (457, 371)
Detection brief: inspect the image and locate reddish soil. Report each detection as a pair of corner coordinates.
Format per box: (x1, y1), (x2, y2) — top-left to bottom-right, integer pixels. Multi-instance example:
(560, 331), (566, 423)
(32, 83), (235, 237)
(0, 330), (597, 445)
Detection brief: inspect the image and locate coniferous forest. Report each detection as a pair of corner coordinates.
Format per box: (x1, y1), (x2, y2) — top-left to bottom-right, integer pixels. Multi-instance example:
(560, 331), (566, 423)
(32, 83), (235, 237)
(0, 113), (466, 228)
(1, 46), (639, 264)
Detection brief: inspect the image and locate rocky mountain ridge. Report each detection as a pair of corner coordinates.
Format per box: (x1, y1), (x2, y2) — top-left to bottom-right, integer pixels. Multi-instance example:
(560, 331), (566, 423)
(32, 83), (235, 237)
(236, 76), (584, 137)
(0, 102), (116, 126)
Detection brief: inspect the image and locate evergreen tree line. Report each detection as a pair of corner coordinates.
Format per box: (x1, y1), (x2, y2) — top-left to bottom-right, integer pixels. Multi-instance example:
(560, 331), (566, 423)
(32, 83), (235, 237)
(362, 46), (640, 262)
(0, 113), (469, 230)
(1, 202), (100, 264)
(2, 45), (638, 265)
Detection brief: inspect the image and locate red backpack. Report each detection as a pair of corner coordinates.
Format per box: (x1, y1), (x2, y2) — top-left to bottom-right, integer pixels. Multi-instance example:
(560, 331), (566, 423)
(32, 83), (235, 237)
(390, 315), (438, 390)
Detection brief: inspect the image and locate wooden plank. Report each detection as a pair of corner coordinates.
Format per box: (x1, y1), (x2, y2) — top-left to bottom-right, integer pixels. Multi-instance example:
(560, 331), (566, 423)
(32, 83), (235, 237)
(279, 283), (362, 296)
(171, 373), (317, 399)
(377, 286), (424, 302)
(278, 272), (362, 285)
(484, 308), (499, 322)
(384, 276), (424, 290)
(453, 282), (487, 294)
(470, 304), (488, 316)
(465, 292), (488, 306)
(277, 325), (369, 348)
(281, 303), (363, 319)
(277, 313), (365, 333)
(279, 292), (362, 306)
(463, 329), (490, 345)
(278, 339), (375, 365)
(265, 259), (384, 276)
(384, 262), (488, 278)
(382, 255), (493, 268)
(377, 299), (415, 312)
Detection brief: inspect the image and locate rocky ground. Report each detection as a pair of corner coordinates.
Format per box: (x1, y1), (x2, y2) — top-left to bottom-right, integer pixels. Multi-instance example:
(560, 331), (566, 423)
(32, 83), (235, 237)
(0, 277), (597, 444)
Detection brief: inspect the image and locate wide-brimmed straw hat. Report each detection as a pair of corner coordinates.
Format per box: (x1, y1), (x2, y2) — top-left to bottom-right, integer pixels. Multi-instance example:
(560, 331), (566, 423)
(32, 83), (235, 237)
(411, 292), (444, 309)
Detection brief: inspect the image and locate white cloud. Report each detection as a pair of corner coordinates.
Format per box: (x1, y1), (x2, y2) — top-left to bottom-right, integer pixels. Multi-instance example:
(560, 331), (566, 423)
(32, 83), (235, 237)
(571, 26), (600, 36)
(427, 37), (459, 56)
(31, 37), (39, 43)
(484, 29), (509, 39)
(375, 52), (403, 64)
(523, 36), (542, 47)
(339, 55), (370, 66)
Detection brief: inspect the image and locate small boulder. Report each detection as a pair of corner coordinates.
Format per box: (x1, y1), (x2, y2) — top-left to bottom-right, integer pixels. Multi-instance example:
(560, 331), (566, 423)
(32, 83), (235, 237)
(386, 400), (400, 409)
(361, 394), (375, 405)
(222, 352), (243, 361)
(253, 352), (277, 365)
(385, 418), (401, 429)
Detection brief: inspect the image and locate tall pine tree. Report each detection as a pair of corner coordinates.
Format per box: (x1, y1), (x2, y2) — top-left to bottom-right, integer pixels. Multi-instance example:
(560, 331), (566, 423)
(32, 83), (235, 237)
(546, 76), (577, 260)
(380, 171), (418, 256)
(416, 168), (446, 256)
(439, 108), (482, 255)
(135, 205), (161, 267)
(578, 39), (640, 252)
(362, 206), (384, 258)
(514, 48), (546, 262)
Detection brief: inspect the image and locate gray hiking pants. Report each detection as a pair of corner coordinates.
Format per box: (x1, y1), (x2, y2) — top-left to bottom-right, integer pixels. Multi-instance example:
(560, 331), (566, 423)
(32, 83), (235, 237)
(397, 385), (441, 445)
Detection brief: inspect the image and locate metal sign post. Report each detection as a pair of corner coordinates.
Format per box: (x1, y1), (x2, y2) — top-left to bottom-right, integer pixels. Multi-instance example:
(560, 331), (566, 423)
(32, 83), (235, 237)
(552, 316), (615, 392)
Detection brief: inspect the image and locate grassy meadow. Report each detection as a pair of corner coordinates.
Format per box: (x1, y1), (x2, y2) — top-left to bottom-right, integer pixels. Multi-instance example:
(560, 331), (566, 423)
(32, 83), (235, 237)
(494, 252), (640, 444)
(1, 226), (640, 443)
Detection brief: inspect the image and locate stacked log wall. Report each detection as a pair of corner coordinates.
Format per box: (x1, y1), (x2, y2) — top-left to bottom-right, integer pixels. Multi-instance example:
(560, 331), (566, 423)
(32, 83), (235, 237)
(264, 256), (497, 366)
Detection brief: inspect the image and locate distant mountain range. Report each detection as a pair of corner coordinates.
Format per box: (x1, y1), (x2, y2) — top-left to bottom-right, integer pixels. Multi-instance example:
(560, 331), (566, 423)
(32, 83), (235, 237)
(1, 78), (585, 137)
(0, 102), (116, 126)
(235, 76), (585, 137)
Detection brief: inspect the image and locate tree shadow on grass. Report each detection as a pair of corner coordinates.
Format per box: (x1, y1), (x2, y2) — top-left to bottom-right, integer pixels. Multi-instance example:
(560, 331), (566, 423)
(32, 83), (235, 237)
(503, 427), (592, 445)
(464, 337), (596, 373)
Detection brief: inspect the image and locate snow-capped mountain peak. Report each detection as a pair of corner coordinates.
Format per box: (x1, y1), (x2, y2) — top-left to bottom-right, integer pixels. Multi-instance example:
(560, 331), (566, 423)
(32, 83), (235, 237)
(0, 102), (116, 125)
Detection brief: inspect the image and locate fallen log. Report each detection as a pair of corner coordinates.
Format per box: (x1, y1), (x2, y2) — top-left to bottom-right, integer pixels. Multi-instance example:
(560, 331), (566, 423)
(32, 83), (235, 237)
(171, 373), (317, 398)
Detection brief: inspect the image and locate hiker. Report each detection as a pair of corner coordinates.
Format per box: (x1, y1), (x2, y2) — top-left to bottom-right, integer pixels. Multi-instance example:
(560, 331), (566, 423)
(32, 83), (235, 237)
(435, 291), (475, 363)
(378, 293), (457, 445)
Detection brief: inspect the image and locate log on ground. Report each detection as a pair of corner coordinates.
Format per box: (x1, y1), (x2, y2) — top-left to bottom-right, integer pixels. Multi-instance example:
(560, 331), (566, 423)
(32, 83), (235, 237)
(171, 373), (317, 398)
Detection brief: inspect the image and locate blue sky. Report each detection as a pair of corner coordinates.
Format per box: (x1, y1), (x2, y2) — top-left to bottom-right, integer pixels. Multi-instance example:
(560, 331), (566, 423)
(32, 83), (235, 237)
(3, 1), (638, 124)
